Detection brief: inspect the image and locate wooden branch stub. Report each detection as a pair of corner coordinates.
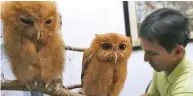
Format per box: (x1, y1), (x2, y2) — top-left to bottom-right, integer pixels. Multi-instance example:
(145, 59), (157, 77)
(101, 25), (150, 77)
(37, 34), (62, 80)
(65, 46), (86, 52)
(1, 80), (84, 96)
(67, 84), (82, 90)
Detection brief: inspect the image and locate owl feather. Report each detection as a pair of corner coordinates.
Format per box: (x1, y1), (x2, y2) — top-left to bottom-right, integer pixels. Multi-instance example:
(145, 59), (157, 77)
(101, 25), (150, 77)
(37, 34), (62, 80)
(81, 33), (132, 96)
(1, 1), (65, 89)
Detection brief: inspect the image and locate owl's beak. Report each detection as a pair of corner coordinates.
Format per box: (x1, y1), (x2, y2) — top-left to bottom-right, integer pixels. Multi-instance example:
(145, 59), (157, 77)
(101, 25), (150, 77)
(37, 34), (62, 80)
(114, 52), (117, 64)
(37, 31), (40, 40)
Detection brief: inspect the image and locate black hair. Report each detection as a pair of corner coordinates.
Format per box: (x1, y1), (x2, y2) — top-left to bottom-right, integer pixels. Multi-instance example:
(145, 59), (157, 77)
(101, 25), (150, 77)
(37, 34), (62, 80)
(139, 8), (190, 53)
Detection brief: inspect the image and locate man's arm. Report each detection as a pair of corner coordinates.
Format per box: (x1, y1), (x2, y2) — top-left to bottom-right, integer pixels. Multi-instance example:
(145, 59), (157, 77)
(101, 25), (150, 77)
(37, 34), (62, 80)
(141, 71), (159, 96)
(141, 93), (149, 96)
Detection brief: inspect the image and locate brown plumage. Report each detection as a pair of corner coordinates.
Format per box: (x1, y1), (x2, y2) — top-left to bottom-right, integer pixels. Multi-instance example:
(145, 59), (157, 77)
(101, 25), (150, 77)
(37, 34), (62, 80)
(81, 33), (132, 96)
(1, 1), (65, 87)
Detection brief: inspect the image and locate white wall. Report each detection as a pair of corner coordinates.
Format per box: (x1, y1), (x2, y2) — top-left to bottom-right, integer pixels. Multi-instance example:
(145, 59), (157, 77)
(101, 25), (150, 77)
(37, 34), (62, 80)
(58, 0), (126, 48)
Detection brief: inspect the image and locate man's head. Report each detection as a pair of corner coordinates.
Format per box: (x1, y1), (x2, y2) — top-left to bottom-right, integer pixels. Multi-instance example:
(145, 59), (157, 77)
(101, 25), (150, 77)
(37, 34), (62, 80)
(139, 8), (190, 72)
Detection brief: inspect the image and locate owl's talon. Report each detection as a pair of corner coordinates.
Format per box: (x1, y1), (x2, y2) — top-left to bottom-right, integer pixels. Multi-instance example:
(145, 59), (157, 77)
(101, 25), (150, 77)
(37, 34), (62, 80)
(45, 79), (62, 92)
(26, 84), (32, 91)
(34, 81), (38, 87)
(25, 80), (40, 91)
(47, 87), (52, 91)
(54, 84), (60, 92)
(45, 83), (49, 90)
(55, 83), (61, 91)
(45, 83), (53, 91)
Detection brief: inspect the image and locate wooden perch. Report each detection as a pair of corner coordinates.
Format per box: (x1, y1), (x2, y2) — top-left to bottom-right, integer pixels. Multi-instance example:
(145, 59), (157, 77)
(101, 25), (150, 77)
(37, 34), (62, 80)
(1, 80), (84, 96)
(65, 46), (86, 52)
(67, 84), (83, 90)
(1, 45), (85, 95)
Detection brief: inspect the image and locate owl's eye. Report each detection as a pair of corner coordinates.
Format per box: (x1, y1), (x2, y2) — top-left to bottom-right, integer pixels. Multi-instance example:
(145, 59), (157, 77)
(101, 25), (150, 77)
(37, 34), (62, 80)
(20, 17), (33, 24)
(119, 44), (126, 50)
(45, 19), (52, 24)
(101, 42), (112, 50)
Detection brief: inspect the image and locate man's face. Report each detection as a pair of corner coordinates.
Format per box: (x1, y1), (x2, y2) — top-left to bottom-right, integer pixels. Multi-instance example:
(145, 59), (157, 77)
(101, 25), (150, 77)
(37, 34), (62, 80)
(140, 38), (177, 72)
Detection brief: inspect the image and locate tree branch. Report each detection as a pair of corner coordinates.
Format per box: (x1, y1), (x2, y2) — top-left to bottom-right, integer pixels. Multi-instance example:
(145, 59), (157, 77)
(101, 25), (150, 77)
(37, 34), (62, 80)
(67, 84), (82, 90)
(1, 45), (85, 95)
(1, 80), (84, 96)
(65, 46), (86, 52)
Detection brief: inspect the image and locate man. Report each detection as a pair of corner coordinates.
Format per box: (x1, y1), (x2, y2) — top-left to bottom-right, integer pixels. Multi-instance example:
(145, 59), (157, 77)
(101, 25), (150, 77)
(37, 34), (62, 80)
(139, 8), (193, 96)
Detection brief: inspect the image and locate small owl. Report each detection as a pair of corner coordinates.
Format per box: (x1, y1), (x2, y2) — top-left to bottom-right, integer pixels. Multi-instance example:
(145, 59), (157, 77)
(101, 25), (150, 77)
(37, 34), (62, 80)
(1, 1), (65, 88)
(81, 33), (132, 96)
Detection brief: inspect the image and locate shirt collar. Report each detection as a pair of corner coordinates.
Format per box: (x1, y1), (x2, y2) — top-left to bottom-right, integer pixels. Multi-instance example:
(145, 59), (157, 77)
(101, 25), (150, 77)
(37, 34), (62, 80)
(167, 53), (188, 83)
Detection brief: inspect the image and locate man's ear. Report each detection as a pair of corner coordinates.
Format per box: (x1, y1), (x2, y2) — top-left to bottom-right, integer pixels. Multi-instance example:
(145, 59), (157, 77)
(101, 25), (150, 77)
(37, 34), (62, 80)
(173, 45), (184, 58)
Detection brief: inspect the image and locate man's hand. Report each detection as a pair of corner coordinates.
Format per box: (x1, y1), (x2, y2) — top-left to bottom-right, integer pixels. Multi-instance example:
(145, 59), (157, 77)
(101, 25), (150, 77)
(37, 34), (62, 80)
(140, 93), (149, 96)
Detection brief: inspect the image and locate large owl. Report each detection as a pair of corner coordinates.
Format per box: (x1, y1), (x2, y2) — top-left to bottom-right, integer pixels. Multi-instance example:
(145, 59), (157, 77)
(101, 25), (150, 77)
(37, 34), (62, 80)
(1, 1), (65, 88)
(81, 33), (132, 96)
